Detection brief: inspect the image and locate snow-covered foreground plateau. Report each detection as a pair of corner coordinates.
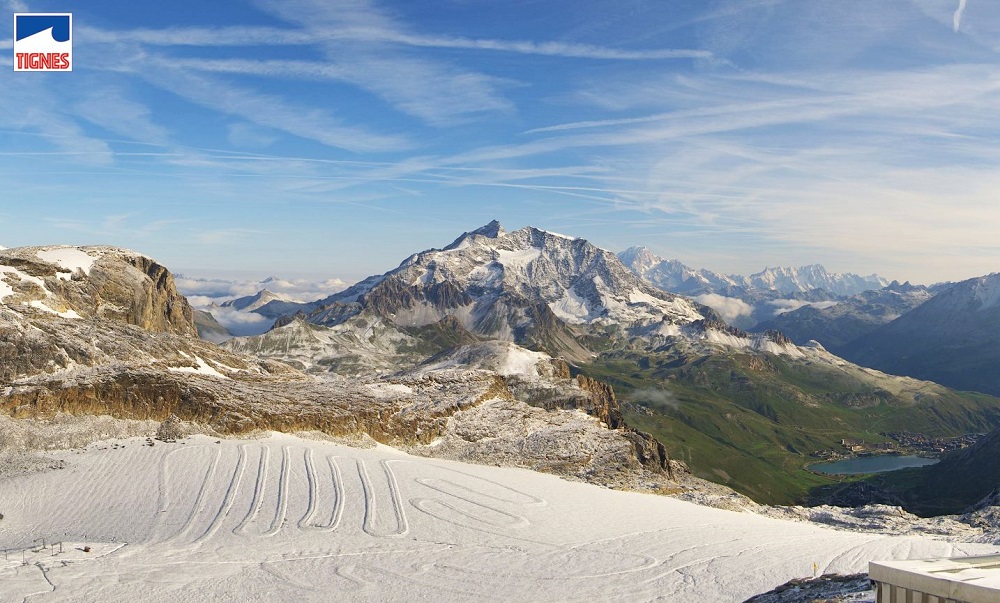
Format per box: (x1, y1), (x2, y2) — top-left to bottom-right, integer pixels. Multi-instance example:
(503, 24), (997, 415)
(1, 434), (995, 602)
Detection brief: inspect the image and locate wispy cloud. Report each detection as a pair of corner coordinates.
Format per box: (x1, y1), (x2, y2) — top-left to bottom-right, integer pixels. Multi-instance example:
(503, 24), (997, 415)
(0, 73), (115, 165)
(327, 28), (712, 61)
(72, 88), (171, 145)
(954, 0), (968, 31)
(136, 65), (412, 153)
(5, 0), (1000, 287)
(78, 24), (711, 61)
(248, 0), (515, 125)
(76, 25), (316, 47)
(49, 214), (193, 239)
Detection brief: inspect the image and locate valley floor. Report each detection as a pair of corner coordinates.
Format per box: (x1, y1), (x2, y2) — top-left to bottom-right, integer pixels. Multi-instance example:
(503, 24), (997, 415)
(0, 433), (996, 602)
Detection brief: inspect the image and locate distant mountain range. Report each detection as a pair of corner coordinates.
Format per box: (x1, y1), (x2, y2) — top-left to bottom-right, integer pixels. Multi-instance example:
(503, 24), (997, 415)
(220, 289), (311, 319)
(618, 246), (888, 297)
(752, 281), (934, 351)
(838, 273), (1000, 397)
(175, 274), (347, 339)
(618, 247), (889, 330)
(263, 220), (799, 367)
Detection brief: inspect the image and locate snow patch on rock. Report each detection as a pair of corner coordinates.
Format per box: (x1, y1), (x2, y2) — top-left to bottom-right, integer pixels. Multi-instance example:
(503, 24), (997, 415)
(549, 287), (596, 324)
(169, 352), (230, 379)
(37, 247), (96, 281)
(495, 246), (542, 269)
(29, 300), (82, 319)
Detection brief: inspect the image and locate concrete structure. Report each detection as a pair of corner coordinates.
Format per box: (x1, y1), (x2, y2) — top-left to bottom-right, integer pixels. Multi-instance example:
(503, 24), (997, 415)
(870, 555), (1000, 603)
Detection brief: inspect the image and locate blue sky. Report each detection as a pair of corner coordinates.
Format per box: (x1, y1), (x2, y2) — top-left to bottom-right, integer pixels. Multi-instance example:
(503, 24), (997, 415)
(2, 0), (999, 285)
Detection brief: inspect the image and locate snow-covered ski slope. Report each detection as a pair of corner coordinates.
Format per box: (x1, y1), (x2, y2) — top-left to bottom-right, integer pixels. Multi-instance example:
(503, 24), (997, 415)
(1, 433), (995, 602)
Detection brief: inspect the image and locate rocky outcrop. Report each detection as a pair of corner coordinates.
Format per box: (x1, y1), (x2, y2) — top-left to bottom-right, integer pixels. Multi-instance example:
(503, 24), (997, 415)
(408, 396), (679, 490)
(0, 246), (196, 336)
(507, 369), (672, 477)
(575, 374), (622, 429)
(0, 367), (487, 446)
(743, 573), (872, 603)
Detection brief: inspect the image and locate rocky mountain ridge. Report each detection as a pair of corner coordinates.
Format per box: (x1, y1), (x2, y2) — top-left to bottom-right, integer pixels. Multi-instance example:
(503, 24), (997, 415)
(0, 245), (195, 336)
(220, 288), (309, 319)
(295, 221), (798, 364)
(0, 243), (689, 494)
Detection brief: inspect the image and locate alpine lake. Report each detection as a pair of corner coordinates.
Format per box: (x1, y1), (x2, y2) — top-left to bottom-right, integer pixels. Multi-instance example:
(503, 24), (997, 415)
(809, 454), (939, 475)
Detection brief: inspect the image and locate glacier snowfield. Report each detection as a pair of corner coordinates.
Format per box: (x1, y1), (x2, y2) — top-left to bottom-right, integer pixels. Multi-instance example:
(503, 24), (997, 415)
(1, 433), (994, 602)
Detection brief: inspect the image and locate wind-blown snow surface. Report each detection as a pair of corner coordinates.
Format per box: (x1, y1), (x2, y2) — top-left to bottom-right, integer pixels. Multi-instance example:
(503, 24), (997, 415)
(1, 434), (995, 602)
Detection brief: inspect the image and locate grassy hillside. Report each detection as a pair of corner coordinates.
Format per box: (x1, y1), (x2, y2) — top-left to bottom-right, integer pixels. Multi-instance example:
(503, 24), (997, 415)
(579, 350), (1000, 505)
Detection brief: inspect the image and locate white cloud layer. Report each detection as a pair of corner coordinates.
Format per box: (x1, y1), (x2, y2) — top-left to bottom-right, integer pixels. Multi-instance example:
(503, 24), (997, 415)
(176, 275), (348, 305)
(768, 300), (840, 316)
(694, 294), (754, 323)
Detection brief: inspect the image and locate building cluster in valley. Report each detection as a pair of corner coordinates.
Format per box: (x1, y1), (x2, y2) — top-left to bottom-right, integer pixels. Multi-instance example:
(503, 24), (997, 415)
(810, 432), (982, 460)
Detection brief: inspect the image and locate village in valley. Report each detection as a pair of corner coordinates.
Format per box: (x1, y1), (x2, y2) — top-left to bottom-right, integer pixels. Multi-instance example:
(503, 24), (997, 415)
(811, 432), (983, 461)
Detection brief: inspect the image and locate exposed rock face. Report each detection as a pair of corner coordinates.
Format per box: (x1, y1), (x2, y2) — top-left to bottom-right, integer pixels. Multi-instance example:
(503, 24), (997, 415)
(574, 374), (622, 429)
(742, 573), (872, 603)
(424, 342), (676, 478)
(409, 396), (676, 490)
(225, 311), (429, 375)
(0, 246), (196, 336)
(0, 367), (487, 445)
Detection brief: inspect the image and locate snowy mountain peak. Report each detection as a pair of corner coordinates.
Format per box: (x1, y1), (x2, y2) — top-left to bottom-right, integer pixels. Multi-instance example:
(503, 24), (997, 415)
(967, 274), (1000, 311)
(618, 246), (659, 272)
(308, 224), (709, 360)
(221, 289), (293, 312)
(747, 265), (887, 296)
(616, 248), (738, 295)
(474, 219), (504, 237)
(444, 220), (506, 251)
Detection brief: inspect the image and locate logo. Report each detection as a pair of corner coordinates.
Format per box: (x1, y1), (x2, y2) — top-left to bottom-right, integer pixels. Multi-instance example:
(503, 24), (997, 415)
(14, 13), (72, 72)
